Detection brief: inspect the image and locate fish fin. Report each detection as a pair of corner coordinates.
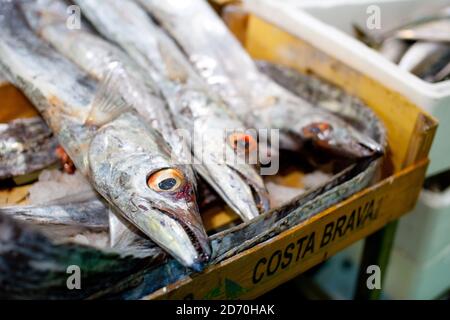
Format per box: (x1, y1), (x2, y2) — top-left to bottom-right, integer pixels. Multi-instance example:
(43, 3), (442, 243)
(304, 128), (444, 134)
(85, 62), (132, 126)
(108, 208), (141, 249)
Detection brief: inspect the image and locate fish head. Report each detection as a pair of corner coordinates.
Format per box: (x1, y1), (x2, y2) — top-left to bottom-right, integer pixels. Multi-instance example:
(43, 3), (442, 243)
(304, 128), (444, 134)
(89, 113), (211, 271)
(196, 125), (270, 222)
(299, 113), (384, 159)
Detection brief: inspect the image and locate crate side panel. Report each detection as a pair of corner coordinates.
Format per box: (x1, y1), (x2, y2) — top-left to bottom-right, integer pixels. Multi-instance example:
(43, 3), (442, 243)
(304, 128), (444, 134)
(145, 159), (428, 300)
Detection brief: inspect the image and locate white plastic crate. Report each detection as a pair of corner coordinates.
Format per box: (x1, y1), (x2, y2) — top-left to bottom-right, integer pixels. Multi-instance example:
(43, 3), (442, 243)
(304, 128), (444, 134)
(245, 0), (450, 176)
(384, 246), (450, 299)
(394, 187), (450, 263)
(311, 240), (450, 299)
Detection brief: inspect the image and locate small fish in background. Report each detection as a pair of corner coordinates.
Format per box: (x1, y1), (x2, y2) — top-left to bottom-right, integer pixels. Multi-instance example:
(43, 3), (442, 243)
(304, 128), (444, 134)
(74, 0), (271, 222)
(140, 0), (384, 160)
(0, 117), (59, 181)
(0, 3), (210, 271)
(354, 6), (450, 83)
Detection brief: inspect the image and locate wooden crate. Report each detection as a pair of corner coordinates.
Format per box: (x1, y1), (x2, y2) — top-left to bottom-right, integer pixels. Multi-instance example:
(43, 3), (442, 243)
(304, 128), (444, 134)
(140, 13), (436, 299)
(0, 12), (437, 300)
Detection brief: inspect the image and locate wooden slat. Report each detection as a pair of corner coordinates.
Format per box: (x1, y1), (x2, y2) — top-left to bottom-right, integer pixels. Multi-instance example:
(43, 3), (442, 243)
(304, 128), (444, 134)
(145, 158), (429, 300)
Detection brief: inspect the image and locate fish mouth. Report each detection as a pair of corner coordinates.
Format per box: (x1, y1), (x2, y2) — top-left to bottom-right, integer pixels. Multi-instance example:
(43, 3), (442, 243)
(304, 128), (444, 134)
(236, 170), (271, 214)
(333, 130), (384, 159)
(314, 139), (384, 159)
(304, 127), (384, 160)
(153, 205), (211, 268)
(226, 165), (271, 219)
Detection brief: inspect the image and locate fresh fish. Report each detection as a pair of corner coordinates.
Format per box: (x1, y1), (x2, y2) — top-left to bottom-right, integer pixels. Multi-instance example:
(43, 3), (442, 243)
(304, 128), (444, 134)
(355, 6), (450, 82)
(1, 198), (108, 229)
(21, 0), (191, 167)
(0, 117), (58, 180)
(428, 60), (450, 83)
(355, 7), (450, 46)
(378, 38), (409, 64)
(0, 210), (168, 300)
(75, 0), (270, 221)
(395, 18), (450, 43)
(255, 61), (387, 148)
(417, 49), (450, 82)
(0, 2), (210, 271)
(0, 57), (385, 300)
(398, 41), (450, 74)
(21, 0), (199, 250)
(140, 0), (383, 159)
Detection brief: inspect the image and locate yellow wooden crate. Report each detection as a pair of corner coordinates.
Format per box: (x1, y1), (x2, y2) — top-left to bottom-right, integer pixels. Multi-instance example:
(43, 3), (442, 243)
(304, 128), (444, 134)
(0, 11), (437, 300)
(142, 14), (436, 299)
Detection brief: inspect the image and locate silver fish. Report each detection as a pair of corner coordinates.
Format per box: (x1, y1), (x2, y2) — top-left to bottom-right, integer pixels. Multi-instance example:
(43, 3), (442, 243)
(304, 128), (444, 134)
(0, 117), (58, 180)
(356, 7), (450, 46)
(0, 2), (210, 271)
(378, 38), (409, 64)
(140, 0), (383, 159)
(21, 0), (199, 250)
(398, 41), (450, 74)
(1, 57), (385, 300)
(21, 0), (191, 167)
(395, 19), (450, 43)
(75, 0), (270, 221)
(256, 61), (387, 151)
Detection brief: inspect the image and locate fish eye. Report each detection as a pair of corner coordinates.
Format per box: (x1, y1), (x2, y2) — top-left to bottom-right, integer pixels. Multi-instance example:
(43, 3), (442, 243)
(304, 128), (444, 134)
(302, 122), (333, 139)
(228, 133), (257, 153)
(147, 168), (184, 192)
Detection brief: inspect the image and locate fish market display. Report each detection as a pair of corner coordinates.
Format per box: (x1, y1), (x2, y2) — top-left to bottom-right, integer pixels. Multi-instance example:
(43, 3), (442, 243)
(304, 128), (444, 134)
(140, 0), (383, 160)
(0, 63), (384, 300)
(0, 117), (58, 180)
(355, 6), (450, 83)
(0, 2), (210, 270)
(74, 0), (270, 222)
(0, 0), (389, 300)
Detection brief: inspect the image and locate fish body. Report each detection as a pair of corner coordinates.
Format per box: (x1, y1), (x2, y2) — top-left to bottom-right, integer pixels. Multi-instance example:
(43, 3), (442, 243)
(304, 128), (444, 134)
(378, 38), (409, 63)
(0, 3), (210, 270)
(358, 6), (450, 82)
(21, 0), (190, 166)
(395, 18), (450, 43)
(0, 117), (58, 180)
(398, 41), (450, 73)
(75, 0), (270, 221)
(139, 0), (383, 159)
(0, 57), (385, 300)
(256, 61), (387, 150)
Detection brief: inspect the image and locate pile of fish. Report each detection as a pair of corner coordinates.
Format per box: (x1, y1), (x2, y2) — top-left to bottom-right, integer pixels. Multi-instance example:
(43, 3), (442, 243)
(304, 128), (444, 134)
(0, 0), (386, 299)
(355, 6), (450, 83)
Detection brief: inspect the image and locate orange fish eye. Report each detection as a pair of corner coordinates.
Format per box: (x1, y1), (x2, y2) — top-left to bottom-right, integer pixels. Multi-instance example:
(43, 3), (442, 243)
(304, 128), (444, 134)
(302, 122), (333, 139)
(147, 168), (184, 192)
(228, 133), (257, 153)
